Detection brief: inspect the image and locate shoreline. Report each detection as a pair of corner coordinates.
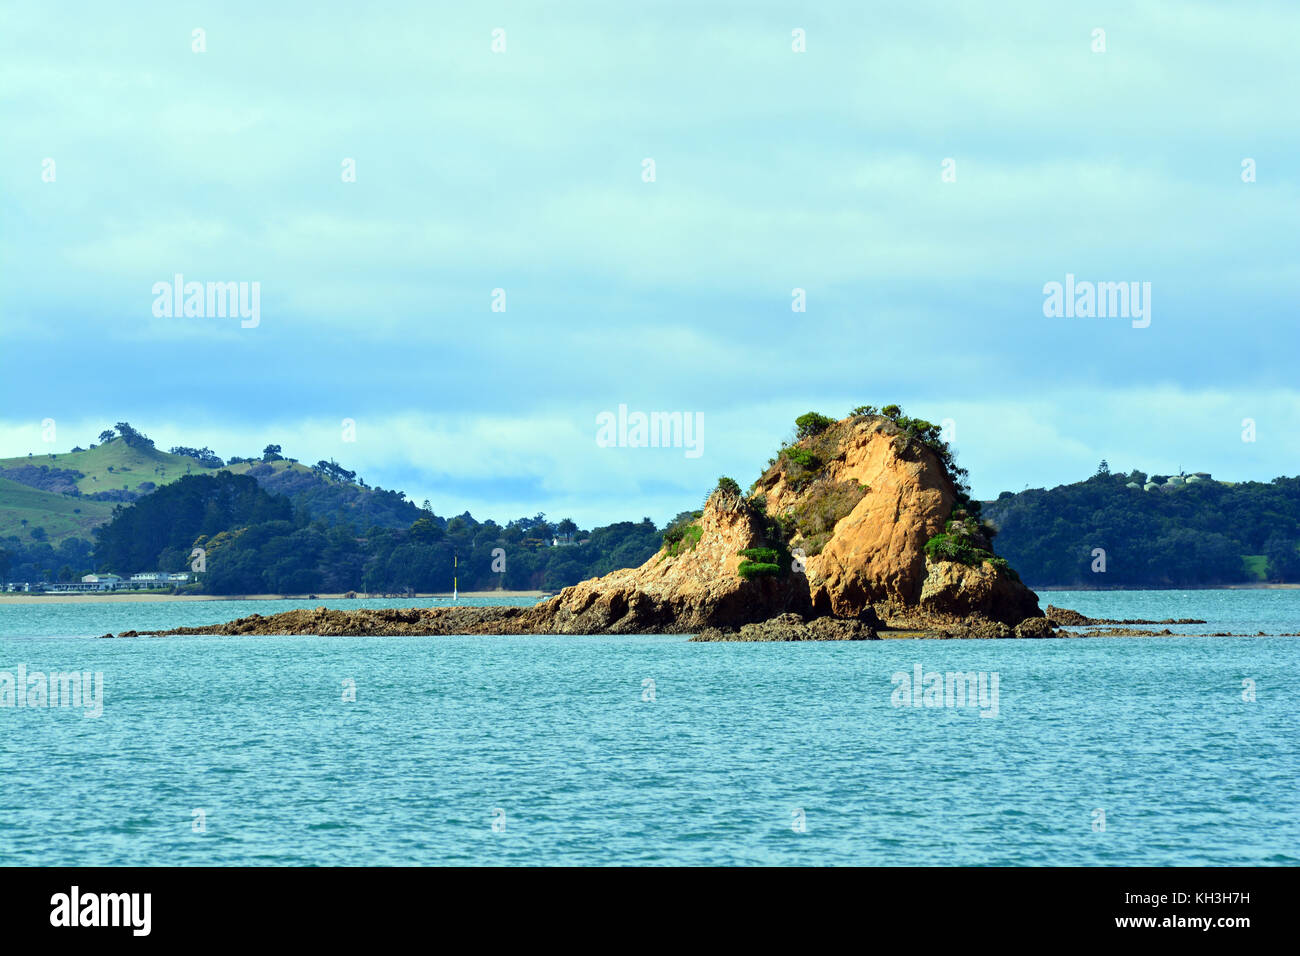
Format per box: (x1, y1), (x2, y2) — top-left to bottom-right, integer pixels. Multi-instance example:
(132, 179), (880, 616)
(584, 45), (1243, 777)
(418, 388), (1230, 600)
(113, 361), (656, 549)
(0, 590), (550, 606)
(1030, 583), (1299, 591)
(5, 583), (1293, 606)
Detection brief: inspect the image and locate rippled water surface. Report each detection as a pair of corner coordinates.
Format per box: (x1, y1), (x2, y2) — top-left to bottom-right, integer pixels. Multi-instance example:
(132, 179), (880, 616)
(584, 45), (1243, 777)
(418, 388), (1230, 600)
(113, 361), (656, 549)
(0, 591), (1296, 865)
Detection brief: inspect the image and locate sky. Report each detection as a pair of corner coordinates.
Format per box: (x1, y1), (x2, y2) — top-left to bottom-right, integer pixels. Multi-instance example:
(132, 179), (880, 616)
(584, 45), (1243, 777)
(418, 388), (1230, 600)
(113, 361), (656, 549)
(2, 1), (1297, 528)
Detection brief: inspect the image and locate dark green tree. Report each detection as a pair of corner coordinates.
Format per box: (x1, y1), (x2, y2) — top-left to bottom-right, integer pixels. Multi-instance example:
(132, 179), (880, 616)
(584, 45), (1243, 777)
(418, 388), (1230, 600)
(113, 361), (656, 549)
(794, 412), (835, 440)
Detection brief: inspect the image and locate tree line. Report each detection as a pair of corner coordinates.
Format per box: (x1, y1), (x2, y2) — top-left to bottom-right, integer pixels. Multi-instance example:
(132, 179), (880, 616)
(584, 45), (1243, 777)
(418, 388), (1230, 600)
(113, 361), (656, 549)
(83, 473), (660, 594)
(983, 466), (1300, 587)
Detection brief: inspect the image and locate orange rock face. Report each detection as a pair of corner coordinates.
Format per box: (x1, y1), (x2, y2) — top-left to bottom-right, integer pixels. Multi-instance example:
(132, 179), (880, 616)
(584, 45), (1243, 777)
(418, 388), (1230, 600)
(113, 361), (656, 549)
(753, 416), (1040, 626)
(526, 413), (1042, 631)
(757, 418), (955, 616)
(519, 489), (810, 633)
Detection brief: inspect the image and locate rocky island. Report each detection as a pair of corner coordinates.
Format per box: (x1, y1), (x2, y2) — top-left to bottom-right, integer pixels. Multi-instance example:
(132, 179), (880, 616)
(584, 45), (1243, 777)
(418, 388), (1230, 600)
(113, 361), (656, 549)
(112, 407), (1076, 640)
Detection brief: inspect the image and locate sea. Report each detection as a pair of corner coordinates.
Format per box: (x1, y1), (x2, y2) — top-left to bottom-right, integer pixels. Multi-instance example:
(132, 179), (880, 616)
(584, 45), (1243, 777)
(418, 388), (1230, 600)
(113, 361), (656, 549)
(0, 590), (1296, 866)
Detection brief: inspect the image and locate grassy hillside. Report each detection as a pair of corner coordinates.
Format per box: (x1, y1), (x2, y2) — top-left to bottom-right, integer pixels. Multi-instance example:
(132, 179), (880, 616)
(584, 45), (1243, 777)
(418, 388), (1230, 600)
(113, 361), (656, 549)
(0, 440), (227, 547)
(1242, 554), (1268, 581)
(0, 441), (222, 497)
(0, 438), (398, 552)
(221, 458), (313, 480)
(0, 476), (116, 544)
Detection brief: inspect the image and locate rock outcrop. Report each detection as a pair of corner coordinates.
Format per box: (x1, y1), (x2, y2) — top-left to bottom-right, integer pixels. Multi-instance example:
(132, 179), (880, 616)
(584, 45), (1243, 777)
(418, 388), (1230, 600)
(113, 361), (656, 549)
(918, 557), (1042, 626)
(753, 414), (1041, 627)
(118, 410), (1048, 640)
(501, 488), (810, 633)
(757, 416), (951, 616)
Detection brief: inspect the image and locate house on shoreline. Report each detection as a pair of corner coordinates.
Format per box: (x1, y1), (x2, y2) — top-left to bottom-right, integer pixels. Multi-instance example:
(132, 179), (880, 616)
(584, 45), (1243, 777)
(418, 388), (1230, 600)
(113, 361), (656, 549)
(80, 573), (124, 590)
(4, 571), (192, 594)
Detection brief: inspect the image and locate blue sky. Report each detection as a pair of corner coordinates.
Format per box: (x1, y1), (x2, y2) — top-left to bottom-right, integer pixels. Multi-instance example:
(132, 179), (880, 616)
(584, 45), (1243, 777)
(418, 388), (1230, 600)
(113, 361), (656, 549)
(2, 1), (1297, 527)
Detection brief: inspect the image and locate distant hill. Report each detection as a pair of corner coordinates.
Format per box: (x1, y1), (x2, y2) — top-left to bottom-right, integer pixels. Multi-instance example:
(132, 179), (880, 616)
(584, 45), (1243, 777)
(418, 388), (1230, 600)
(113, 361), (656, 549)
(82, 469), (659, 594)
(0, 475), (116, 544)
(0, 422), (660, 592)
(0, 427), (421, 547)
(983, 467), (1300, 587)
(0, 441), (221, 502)
(223, 459), (424, 530)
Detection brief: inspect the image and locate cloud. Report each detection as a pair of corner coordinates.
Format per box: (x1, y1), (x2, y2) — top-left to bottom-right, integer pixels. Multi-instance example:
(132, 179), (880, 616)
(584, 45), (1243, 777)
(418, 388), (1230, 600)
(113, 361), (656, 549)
(1, 1), (1296, 526)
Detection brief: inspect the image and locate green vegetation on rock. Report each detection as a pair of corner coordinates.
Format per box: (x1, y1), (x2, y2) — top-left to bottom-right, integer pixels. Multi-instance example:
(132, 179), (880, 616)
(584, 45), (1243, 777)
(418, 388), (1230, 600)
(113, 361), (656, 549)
(794, 412), (836, 440)
(784, 480), (868, 556)
(715, 475), (741, 497)
(778, 447), (821, 492)
(925, 515), (1010, 573)
(737, 545), (782, 581)
(663, 523), (703, 557)
(737, 560), (781, 580)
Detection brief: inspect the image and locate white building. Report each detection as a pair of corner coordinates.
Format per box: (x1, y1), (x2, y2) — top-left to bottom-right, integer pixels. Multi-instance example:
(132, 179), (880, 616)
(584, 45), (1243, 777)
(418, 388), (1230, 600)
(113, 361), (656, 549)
(129, 572), (179, 586)
(80, 573), (123, 590)
(129, 571), (193, 588)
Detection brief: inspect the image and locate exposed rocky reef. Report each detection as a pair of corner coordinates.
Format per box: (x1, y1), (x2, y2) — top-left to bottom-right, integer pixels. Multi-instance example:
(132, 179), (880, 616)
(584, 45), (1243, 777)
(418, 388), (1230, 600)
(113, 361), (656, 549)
(1044, 604), (1207, 626)
(694, 612), (878, 642)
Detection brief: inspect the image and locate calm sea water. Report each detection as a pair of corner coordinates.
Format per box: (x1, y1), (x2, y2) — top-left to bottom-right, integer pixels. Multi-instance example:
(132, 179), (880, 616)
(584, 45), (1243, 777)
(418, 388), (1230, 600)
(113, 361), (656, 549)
(0, 590), (1296, 866)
